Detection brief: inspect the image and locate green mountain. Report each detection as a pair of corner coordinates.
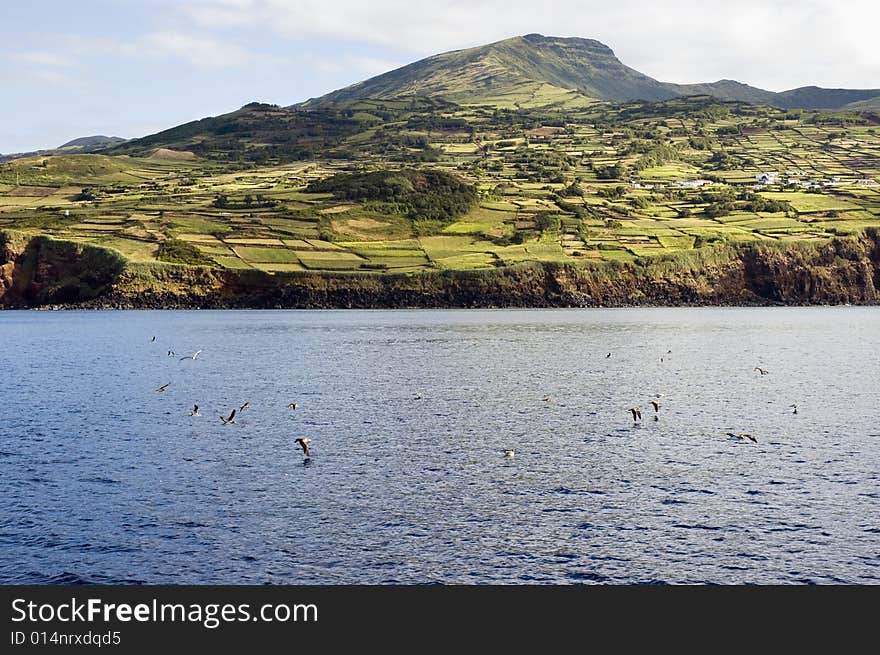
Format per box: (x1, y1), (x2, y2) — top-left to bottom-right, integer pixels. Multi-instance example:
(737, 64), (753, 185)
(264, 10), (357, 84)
(664, 79), (777, 106)
(302, 34), (879, 110)
(302, 34), (673, 108)
(0, 135), (128, 163)
(4, 47), (880, 309)
(58, 135), (127, 150)
(774, 87), (880, 110)
(101, 34), (880, 162)
(844, 96), (880, 111)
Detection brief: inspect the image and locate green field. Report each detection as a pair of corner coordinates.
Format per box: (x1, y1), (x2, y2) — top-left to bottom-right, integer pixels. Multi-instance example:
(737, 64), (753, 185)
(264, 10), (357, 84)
(1, 95), (878, 274)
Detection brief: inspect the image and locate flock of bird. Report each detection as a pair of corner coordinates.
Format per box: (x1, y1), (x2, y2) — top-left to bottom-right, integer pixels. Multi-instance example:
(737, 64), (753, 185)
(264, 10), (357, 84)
(506, 349), (799, 457)
(149, 336), (797, 462)
(612, 357), (799, 448)
(150, 335), (312, 461)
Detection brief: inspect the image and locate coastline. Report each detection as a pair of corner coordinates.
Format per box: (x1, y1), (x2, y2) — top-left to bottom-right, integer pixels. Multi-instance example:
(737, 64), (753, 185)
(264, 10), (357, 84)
(2, 228), (879, 310)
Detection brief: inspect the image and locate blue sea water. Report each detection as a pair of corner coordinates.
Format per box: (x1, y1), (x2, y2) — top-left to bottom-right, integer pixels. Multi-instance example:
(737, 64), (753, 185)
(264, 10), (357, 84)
(1, 307), (878, 584)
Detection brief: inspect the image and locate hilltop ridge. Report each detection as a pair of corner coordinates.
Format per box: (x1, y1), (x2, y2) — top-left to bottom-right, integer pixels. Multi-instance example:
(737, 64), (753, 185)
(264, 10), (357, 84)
(302, 34), (880, 110)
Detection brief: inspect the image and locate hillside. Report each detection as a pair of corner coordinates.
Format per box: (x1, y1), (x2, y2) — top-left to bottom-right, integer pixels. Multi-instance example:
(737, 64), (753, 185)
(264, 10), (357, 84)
(664, 80), (778, 106)
(98, 34), (880, 162)
(302, 34), (673, 108)
(0, 135), (128, 164)
(772, 87), (880, 111)
(2, 33), (879, 309)
(3, 93), (879, 290)
(58, 135), (127, 150)
(302, 34), (879, 110)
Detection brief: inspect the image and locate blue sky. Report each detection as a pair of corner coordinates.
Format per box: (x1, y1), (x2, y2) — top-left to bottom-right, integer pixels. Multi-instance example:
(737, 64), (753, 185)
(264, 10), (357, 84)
(2, 0), (878, 153)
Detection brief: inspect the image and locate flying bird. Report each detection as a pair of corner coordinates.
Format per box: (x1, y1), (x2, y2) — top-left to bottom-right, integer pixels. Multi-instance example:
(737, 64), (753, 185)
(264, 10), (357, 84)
(220, 409), (237, 425)
(150, 336), (156, 342)
(502, 449), (515, 457)
(629, 407), (642, 422)
(727, 432), (758, 443)
(650, 400), (660, 420)
(789, 403), (798, 414)
(287, 402), (298, 410)
(190, 404), (200, 416)
(240, 402), (251, 412)
(606, 352), (612, 358)
(295, 437), (312, 458)
(167, 350), (175, 357)
(754, 367), (769, 376)
(180, 350), (202, 361)
(154, 383), (171, 393)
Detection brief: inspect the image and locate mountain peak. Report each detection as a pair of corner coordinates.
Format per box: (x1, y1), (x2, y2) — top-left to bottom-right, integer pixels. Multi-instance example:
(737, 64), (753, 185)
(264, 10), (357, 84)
(520, 32), (615, 53)
(302, 33), (669, 107)
(58, 135), (126, 149)
(294, 34), (880, 111)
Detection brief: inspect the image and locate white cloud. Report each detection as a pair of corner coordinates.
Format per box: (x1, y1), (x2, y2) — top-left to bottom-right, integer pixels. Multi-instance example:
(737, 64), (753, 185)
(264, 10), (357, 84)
(176, 0), (880, 90)
(12, 52), (75, 68)
(302, 52), (403, 78)
(27, 69), (80, 89)
(34, 30), (285, 74)
(122, 31), (286, 71)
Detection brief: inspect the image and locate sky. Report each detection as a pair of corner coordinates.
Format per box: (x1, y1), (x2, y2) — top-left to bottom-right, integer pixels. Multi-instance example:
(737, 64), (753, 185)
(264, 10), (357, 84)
(2, 0), (878, 153)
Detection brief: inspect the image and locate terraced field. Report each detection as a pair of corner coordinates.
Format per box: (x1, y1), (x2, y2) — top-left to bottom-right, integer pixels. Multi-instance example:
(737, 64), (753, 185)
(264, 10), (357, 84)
(1, 98), (878, 273)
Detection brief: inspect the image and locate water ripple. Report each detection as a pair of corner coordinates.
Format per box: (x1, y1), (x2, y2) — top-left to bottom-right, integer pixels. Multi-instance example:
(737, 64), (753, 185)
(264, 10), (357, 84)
(1, 307), (878, 584)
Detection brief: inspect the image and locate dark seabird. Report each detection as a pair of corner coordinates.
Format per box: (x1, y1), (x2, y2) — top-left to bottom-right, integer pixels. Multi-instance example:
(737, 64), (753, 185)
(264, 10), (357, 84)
(789, 403), (798, 414)
(154, 383), (171, 393)
(221, 409), (237, 425)
(501, 449), (515, 457)
(240, 402), (251, 412)
(629, 407), (642, 422)
(190, 404), (200, 416)
(288, 402), (298, 410)
(295, 437), (312, 458)
(754, 367), (769, 376)
(727, 432), (758, 443)
(151, 336), (156, 342)
(180, 350), (202, 361)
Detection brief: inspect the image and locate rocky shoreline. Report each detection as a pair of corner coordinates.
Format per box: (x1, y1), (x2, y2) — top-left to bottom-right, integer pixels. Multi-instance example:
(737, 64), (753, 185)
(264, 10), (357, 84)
(3, 229), (879, 310)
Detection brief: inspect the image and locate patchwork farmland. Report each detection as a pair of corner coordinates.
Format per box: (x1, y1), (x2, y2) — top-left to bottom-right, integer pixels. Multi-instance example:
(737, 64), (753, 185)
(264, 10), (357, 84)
(1, 97), (878, 275)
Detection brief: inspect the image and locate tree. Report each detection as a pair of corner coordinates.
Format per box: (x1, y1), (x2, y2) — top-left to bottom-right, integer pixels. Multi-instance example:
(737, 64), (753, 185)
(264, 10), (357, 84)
(595, 164), (623, 180)
(533, 212), (556, 232)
